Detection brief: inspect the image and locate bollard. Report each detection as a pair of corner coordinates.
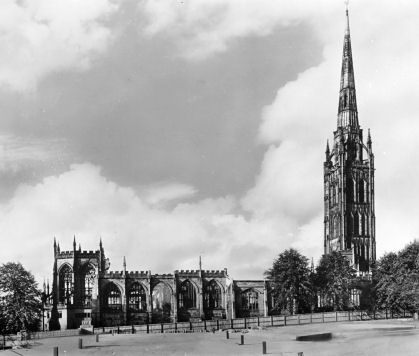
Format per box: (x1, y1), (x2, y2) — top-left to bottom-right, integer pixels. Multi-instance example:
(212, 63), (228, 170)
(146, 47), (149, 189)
(96, 334), (99, 342)
(78, 338), (83, 349)
(262, 341), (267, 354)
(240, 335), (244, 345)
(226, 330), (229, 339)
(53, 346), (59, 356)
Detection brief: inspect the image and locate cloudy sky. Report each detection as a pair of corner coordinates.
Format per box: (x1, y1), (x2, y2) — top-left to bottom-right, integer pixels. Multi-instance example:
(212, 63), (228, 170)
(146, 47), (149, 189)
(0, 0), (418, 283)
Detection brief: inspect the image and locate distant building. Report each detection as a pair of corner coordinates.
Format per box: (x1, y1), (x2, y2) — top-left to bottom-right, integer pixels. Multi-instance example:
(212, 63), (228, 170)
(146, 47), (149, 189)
(323, 8), (376, 277)
(43, 238), (269, 330)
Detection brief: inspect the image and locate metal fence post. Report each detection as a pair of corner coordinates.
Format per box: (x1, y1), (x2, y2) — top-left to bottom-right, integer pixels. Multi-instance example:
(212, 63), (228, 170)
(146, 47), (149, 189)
(262, 341), (267, 354)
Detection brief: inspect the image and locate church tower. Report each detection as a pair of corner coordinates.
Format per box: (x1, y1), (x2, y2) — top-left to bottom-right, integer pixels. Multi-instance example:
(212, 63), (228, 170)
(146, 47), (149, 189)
(323, 9), (376, 276)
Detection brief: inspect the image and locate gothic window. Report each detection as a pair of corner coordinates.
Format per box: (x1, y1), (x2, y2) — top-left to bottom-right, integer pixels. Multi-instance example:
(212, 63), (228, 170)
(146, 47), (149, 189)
(204, 280), (222, 309)
(365, 215), (369, 236)
(105, 283), (122, 310)
(179, 280), (196, 309)
(348, 214), (353, 235)
(58, 265), (73, 305)
(347, 178), (354, 203)
(365, 181), (369, 203)
(361, 214), (366, 235)
(241, 289), (259, 311)
(333, 215), (340, 237)
(152, 283), (172, 313)
(353, 212), (359, 235)
(358, 179), (365, 203)
(128, 283), (147, 311)
(81, 264), (95, 307)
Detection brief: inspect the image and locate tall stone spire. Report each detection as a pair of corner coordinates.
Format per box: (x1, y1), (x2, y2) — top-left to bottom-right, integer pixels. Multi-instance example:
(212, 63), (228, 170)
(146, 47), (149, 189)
(337, 8), (358, 129)
(324, 7), (376, 278)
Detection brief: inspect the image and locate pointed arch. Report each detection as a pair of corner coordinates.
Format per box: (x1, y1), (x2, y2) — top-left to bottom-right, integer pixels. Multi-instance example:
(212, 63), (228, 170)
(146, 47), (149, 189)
(80, 263), (95, 307)
(241, 288), (259, 312)
(204, 279), (222, 309)
(151, 282), (172, 323)
(58, 264), (73, 305)
(179, 279), (196, 309)
(128, 282), (147, 311)
(104, 282), (122, 310)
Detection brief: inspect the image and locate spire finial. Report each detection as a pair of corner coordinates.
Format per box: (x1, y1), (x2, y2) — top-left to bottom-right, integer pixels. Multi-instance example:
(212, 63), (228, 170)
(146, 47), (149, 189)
(73, 235), (76, 250)
(123, 256), (126, 273)
(345, 1), (350, 34)
(325, 140), (330, 161)
(367, 128), (372, 147)
(199, 255), (202, 271)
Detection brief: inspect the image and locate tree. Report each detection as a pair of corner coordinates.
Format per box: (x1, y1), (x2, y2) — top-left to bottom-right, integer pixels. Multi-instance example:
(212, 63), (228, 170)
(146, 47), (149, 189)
(0, 262), (42, 334)
(314, 251), (356, 311)
(374, 241), (419, 312)
(265, 249), (312, 315)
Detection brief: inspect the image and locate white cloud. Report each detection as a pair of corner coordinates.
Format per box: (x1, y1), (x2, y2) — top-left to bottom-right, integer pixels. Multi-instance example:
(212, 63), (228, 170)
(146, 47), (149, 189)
(139, 182), (197, 208)
(140, 0), (336, 60)
(0, 133), (70, 173)
(0, 0), (118, 91)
